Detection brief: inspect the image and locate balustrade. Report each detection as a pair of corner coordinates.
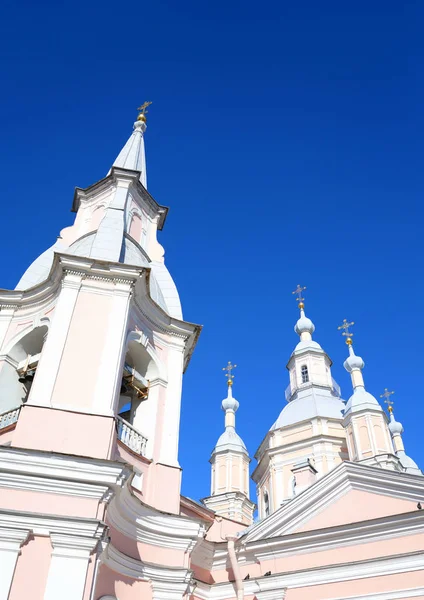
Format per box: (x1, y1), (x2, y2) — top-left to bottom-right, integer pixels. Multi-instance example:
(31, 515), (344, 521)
(116, 415), (147, 456)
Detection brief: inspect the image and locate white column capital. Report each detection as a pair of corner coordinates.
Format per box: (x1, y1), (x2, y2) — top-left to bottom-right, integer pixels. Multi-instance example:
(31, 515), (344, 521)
(0, 526), (30, 551)
(150, 580), (190, 600)
(50, 533), (99, 559)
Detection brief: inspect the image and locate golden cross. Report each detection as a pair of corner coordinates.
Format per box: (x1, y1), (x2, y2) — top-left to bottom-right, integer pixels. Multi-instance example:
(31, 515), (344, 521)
(338, 319), (355, 344)
(292, 284), (306, 305)
(222, 361), (237, 386)
(380, 388), (395, 413)
(137, 101), (153, 115)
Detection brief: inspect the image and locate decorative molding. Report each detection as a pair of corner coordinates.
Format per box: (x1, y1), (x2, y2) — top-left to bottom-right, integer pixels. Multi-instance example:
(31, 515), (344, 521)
(246, 461), (424, 541)
(194, 552), (424, 600)
(102, 543), (193, 593)
(0, 508), (106, 539)
(0, 446), (131, 489)
(107, 485), (205, 551)
(50, 533), (100, 559)
(327, 588), (424, 600)
(0, 527), (30, 551)
(212, 511), (424, 569)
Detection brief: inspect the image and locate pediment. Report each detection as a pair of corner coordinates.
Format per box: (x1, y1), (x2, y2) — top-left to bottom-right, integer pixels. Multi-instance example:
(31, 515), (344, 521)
(246, 461), (424, 542)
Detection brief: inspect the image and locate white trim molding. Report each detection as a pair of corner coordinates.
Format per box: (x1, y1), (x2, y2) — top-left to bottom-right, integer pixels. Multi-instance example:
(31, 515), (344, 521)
(0, 526), (30, 600)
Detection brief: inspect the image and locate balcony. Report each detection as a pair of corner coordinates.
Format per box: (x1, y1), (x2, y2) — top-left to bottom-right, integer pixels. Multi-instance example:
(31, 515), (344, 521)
(0, 406), (21, 431)
(116, 415), (148, 457)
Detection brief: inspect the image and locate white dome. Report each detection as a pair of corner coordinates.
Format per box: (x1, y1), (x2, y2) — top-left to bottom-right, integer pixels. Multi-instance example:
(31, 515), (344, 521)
(213, 428), (247, 455)
(344, 387), (381, 414)
(389, 415), (404, 436)
(222, 395), (239, 412)
(344, 353), (365, 372)
(272, 387), (345, 429)
(295, 315), (315, 336)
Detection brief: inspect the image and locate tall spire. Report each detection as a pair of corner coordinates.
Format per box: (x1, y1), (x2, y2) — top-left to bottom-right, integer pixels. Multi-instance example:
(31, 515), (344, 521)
(340, 320), (399, 470)
(203, 363), (255, 525)
(340, 319), (381, 412)
(383, 390), (422, 475)
(112, 102), (152, 188)
(216, 362), (245, 451)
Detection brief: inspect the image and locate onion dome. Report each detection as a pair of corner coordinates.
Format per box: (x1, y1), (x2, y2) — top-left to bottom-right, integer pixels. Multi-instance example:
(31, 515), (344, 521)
(389, 411), (404, 436)
(295, 309), (315, 337)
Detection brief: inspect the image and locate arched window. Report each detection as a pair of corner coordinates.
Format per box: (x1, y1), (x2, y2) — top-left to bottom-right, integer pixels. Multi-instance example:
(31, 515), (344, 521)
(301, 364), (309, 383)
(129, 213), (142, 242)
(264, 490), (270, 517)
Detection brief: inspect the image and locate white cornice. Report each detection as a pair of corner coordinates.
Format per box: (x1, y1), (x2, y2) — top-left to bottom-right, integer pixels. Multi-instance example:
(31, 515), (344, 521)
(327, 588), (424, 600)
(102, 543), (192, 584)
(0, 508), (106, 539)
(0, 446), (130, 488)
(211, 511), (424, 568)
(107, 485), (205, 551)
(194, 552), (424, 600)
(72, 168), (169, 230)
(247, 461), (424, 541)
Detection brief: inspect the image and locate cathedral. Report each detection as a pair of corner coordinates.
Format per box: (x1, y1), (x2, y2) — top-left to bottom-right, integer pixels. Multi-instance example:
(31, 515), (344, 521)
(0, 105), (423, 600)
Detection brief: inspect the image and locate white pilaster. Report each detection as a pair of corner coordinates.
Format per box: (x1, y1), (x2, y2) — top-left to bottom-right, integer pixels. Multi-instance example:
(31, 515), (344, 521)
(44, 534), (98, 600)
(158, 342), (184, 466)
(28, 272), (81, 407)
(92, 280), (134, 415)
(0, 527), (29, 600)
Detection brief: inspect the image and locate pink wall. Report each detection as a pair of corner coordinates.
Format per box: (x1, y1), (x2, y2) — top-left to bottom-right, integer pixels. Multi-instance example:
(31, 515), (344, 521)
(13, 405), (116, 459)
(51, 291), (113, 410)
(0, 487), (99, 518)
(9, 535), (51, 600)
(296, 489), (416, 532)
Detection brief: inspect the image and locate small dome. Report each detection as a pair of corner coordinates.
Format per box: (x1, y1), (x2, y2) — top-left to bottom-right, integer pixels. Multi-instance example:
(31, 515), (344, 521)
(295, 315), (315, 336)
(344, 387), (381, 413)
(213, 428), (247, 455)
(222, 395), (239, 412)
(344, 353), (365, 372)
(389, 415), (404, 436)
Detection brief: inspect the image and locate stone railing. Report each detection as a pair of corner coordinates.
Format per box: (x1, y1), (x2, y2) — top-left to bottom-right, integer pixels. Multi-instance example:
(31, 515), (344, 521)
(0, 406), (21, 430)
(116, 415), (148, 457)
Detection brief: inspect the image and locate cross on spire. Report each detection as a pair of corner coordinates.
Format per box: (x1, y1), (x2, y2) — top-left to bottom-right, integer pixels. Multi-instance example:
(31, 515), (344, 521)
(137, 101), (153, 115)
(338, 319), (355, 345)
(380, 388), (395, 413)
(292, 284), (306, 308)
(223, 361), (237, 387)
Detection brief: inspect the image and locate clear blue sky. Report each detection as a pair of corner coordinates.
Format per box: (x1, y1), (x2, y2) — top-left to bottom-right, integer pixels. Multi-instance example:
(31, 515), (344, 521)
(1, 1), (423, 503)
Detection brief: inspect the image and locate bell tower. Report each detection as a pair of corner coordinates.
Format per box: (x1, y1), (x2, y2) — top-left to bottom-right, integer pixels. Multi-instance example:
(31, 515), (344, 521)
(0, 104), (201, 514)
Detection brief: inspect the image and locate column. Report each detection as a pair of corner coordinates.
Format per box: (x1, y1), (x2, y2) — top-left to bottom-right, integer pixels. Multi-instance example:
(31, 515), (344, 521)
(44, 534), (98, 600)
(157, 341), (184, 467)
(0, 527), (29, 600)
(28, 271), (81, 407)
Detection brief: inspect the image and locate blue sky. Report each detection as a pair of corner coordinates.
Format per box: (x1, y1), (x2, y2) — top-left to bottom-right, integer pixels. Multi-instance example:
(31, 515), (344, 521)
(1, 1), (423, 503)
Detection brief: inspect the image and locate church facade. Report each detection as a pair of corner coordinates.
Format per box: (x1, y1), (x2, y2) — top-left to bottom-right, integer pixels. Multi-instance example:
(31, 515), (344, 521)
(0, 107), (423, 600)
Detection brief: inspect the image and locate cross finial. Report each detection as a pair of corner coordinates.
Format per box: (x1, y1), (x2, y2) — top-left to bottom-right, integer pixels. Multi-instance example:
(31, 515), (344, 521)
(338, 319), (355, 345)
(292, 284), (306, 309)
(222, 361), (237, 387)
(380, 388), (395, 413)
(137, 101), (153, 121)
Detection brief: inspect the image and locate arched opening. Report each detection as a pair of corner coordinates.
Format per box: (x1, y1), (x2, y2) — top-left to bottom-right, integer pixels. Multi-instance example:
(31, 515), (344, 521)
(264, 489), (270, 517)
(90, 205), (105, 231)
(0, 325), (48, 415)
(301, 364), (309, 384)
(129, 213), (143, 243)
